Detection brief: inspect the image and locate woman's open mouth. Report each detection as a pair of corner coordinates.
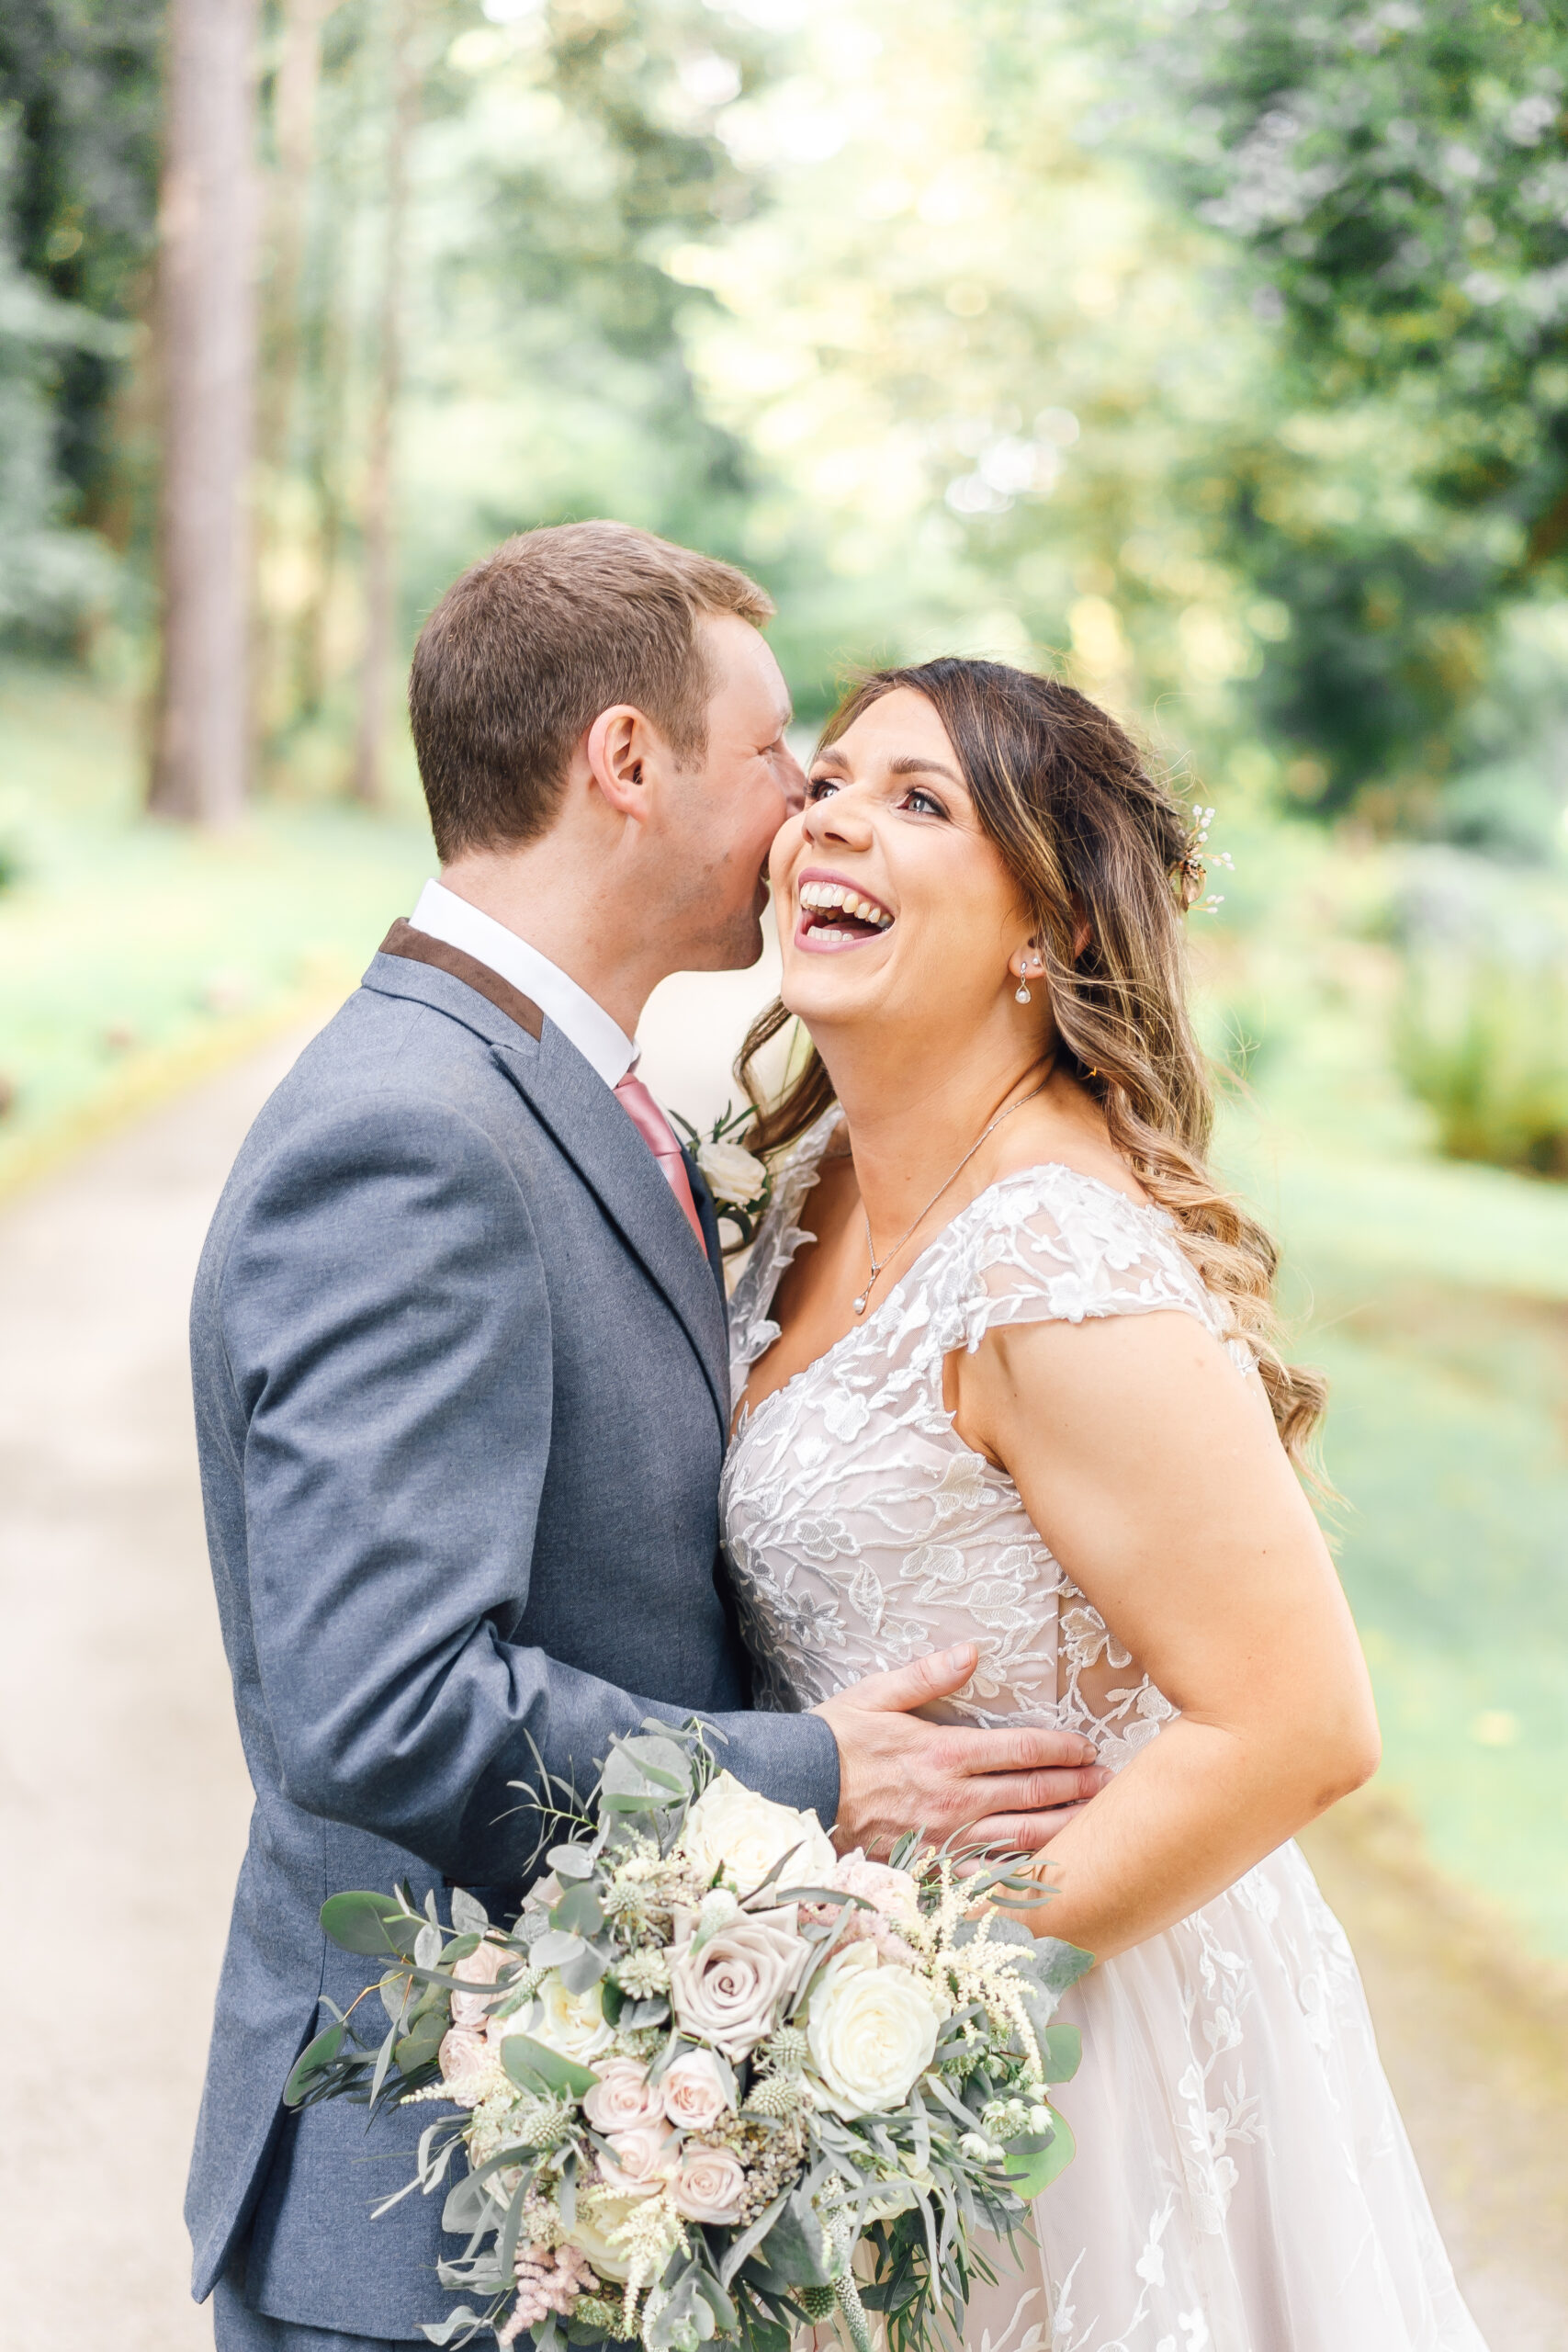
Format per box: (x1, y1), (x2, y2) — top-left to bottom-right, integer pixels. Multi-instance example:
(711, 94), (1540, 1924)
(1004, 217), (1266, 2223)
(795, 873), (894, 953)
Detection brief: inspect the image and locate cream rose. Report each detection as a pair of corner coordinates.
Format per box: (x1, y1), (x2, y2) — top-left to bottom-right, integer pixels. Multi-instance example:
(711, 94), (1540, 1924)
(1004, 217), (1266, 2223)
(807, 1943), (945, 2119)
(448, 1937), (517, 2029)
(492, 1976), (613, 2067)
(670, 1908), (809, 2059)
(695, 1138), (768, 1209)
(437, 2025), (496, 2108)
(566, 2192), (646, 2282)
(671, 2142), (747, 2224)
(583, 2057), (664, 2135)
(598, 2119), (678, 2198)
(660, 2048), (735, 2132)
(680, 1770), (837, 1893)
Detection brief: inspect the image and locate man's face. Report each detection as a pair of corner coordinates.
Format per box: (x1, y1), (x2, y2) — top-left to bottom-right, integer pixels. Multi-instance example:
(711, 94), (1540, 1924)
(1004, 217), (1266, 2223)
(651, 613), (806, 971)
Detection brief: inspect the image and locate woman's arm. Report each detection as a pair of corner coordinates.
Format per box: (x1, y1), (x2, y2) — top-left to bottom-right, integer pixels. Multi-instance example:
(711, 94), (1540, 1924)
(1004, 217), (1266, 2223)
(952, 1308), (1380, 1961)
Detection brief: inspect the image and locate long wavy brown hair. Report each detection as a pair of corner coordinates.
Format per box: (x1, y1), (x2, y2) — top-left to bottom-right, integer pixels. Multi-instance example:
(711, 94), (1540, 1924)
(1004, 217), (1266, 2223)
(738, 657), (1327, 1471)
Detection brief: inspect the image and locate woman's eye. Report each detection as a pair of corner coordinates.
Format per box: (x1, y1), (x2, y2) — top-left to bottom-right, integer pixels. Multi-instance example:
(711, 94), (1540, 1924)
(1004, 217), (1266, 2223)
(807, 775), (840, 801)
(903, 787), (947, 818)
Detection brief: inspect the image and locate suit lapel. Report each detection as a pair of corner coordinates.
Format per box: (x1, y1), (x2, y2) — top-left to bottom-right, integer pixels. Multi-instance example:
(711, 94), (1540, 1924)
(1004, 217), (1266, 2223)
(363, 945), (730, 1437)
(492, 1026), (731, 1436)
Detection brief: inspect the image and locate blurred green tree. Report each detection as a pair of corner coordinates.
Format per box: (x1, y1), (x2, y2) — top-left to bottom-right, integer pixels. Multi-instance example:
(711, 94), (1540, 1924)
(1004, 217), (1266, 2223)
(1104, 0), (1568, 820)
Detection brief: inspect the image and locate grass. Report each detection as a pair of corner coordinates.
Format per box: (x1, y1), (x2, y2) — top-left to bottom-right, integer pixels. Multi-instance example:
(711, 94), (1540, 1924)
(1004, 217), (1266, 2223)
(1220, 981), (1568, 1958)
(0, 665), (435, 1198)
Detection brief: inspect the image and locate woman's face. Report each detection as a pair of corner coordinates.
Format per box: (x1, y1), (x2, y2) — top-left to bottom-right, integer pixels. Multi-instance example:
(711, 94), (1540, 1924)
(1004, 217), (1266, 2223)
(771, 687), (1037, 1043)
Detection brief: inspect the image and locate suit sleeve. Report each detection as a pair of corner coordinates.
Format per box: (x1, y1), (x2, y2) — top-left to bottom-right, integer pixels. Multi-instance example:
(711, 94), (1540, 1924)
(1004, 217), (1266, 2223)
(216, 1092), (838, 1885)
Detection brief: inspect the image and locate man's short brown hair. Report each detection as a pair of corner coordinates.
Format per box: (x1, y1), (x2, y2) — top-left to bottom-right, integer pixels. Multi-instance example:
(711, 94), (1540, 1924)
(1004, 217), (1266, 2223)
(408, 520), (775, 859)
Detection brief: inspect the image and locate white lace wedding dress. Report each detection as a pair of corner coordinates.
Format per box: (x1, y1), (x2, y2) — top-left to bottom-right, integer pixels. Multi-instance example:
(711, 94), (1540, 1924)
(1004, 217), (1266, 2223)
(720, 1111), (1487, 2352)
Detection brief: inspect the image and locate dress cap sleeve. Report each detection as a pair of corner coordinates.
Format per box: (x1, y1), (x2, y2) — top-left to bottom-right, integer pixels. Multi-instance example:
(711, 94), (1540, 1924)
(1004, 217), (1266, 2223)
(931, 1167), (1235, 1359)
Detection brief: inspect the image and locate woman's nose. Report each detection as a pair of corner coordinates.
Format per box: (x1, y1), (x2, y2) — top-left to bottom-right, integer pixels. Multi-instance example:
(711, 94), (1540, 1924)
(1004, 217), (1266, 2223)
(802, 790), (874, 849)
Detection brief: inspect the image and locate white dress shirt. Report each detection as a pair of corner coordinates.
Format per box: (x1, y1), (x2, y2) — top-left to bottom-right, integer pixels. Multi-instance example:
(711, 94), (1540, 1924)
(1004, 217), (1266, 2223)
(407, 877), (637, 1091)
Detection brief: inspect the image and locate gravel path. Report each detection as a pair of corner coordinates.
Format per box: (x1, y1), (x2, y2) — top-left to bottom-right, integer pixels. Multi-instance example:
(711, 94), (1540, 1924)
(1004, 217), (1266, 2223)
(1, 1021), (1562, 2350)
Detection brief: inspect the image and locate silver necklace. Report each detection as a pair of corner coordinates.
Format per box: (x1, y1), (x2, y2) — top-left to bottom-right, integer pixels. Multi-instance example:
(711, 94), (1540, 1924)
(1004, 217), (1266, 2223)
(851, 1063), (1055, 1317)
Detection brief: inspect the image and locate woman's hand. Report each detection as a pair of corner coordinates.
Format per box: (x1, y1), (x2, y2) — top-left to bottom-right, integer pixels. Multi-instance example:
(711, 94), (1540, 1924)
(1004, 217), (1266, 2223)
(952, 1307), (1380, 1962)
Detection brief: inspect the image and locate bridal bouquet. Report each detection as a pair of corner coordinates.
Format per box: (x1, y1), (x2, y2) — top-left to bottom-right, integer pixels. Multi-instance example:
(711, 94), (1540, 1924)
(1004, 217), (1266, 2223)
(284, 1724), (1089, 2352)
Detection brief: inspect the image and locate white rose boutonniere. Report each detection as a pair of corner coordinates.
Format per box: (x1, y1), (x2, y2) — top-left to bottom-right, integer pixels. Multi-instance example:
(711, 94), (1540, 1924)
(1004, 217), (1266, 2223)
(669, 1102), (773, 1250)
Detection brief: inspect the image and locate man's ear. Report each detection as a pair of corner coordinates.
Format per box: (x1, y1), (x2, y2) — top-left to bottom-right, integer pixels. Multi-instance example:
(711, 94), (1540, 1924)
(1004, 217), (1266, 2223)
(584, 704), (659, 820)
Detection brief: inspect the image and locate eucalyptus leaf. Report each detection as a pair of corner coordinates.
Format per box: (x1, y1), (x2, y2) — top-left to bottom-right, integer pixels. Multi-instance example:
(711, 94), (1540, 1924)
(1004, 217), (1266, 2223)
(547, 1844), (596, 1880)
(320, 1890), (417, 1958)
(441, 2170), (494, 2235)
(1031, 1937), (1095, 1995)
(368, 2020), (398, 2107)
(551, 1882), (604, 1937)
(623, 1996), (671, 2029)
(448, 1888), (491, 1937)
(1005, 2109), (1077, 2199)
(419, 2308), (486, 2346)
(414, 1922), (444, 1972)
(752, 2188), (838, 2288)
(283, 2022), (344, 2107)
(1042, 2021), (1082, 2084)
(497, 2030), (599, 2098)
(558, 1939), (610, 1993)
(530, 1929), (586, 1969)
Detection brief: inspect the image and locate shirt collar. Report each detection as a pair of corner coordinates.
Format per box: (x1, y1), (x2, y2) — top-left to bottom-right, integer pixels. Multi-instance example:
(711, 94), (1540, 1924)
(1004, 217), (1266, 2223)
(407, 878), (638, 1091)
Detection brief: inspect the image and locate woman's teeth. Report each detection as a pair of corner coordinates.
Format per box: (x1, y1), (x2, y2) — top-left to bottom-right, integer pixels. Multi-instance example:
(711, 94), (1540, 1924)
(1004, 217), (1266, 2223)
(797, 879), (893, 941)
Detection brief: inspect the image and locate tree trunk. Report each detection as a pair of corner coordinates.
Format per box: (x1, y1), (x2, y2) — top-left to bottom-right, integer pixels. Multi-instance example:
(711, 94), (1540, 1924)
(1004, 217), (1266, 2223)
(353, 0), (420, 809)
(148, 0), (263, 824)
(255, 0), (339, 754)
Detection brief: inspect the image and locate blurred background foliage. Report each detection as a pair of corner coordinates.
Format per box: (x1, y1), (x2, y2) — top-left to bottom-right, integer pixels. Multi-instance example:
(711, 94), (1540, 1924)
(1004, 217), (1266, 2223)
(2, 0), (1568, 1956)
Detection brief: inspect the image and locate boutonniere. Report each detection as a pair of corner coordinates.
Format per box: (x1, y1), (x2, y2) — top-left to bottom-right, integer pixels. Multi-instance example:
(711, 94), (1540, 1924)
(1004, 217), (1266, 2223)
(670, 1101), (773, 1250)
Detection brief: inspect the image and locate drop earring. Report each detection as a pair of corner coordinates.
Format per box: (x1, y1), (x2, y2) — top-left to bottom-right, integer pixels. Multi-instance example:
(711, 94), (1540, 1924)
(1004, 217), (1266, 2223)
(1014, 978), (1032, 1004)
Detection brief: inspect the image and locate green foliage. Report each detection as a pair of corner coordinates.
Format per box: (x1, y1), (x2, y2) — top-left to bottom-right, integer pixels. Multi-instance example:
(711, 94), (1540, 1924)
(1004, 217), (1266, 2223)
(1105, 0), (1568, 809)
(1394, 952), (1568, 1175)
(0, 0), (160, 631)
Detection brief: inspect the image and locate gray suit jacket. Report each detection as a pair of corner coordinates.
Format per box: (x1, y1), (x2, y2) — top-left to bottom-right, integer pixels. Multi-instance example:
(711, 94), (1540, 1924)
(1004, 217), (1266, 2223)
(185, 930), (839, 2340)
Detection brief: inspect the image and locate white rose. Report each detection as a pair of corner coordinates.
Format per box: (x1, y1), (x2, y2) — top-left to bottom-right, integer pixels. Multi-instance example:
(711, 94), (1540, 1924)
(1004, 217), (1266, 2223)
(806, 1944), (945, 2120)
(695, 1138), (767, 1208)
(680, 1770), (837, 1894)
(493, 1976), (613, 2067)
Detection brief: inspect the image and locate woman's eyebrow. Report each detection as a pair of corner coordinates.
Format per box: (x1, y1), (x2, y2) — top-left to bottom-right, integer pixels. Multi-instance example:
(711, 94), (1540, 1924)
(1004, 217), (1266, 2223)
(886, 753), (964, 786)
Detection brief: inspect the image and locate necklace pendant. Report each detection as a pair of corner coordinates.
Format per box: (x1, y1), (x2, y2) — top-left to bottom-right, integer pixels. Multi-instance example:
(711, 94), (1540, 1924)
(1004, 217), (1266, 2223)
(852, 1293), (868, 1316)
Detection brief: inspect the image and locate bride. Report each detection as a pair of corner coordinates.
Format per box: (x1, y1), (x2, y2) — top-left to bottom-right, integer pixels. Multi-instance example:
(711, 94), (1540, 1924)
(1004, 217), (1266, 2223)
(718, 659), (1486, 2351)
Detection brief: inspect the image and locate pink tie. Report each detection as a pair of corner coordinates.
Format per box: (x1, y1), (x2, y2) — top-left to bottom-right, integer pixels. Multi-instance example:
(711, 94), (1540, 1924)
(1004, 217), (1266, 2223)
(615, 1073), (707, 1251)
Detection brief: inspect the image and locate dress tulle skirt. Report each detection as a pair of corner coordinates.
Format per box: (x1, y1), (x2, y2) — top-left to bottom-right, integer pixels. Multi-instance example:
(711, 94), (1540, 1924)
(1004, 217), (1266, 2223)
(963, 1842), (1488, 2352)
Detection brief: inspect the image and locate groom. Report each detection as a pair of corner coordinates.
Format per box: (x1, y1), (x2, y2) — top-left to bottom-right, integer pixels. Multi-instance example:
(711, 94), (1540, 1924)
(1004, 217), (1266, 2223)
(187, 521), (1103, 2352)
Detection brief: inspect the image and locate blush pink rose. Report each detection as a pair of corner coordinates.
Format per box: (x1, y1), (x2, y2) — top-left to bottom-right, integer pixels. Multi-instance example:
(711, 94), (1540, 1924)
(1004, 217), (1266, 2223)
(818, 1851), (921, 1961)
(583, 2057), (665, 2135)
(437, 2026), (494, 2108)
(671, 2143), (746, 2224)
(598, 2120), (677, 2198)
(660, 2049), (734, 2132)
(449, 1938), (517, 2029)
